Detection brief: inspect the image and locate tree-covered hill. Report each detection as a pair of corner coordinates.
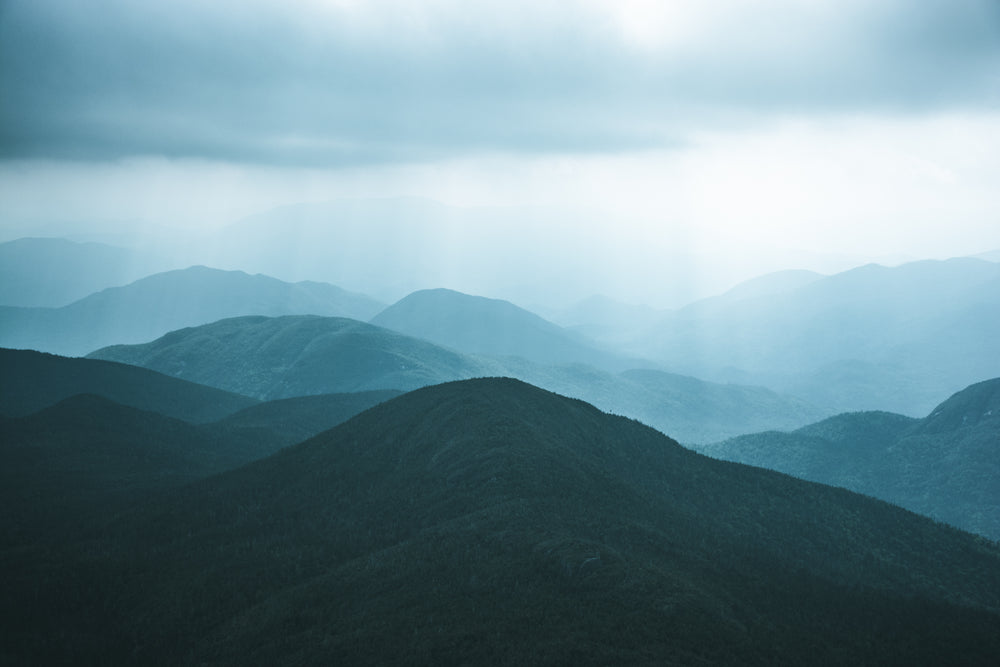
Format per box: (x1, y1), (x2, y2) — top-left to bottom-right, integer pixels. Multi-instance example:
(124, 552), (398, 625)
(0, 348), (258, 422)
(6, 378), (999, 664)
(697, 377), (1000, 540)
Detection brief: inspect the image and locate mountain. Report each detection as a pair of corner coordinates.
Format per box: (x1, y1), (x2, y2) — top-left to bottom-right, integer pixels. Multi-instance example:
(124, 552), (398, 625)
(89, 315), (825, 442)
(503, 361), (829, 444)
(0, 265), (386, 356)
(0, 393), (284, 545)
(696, 377), (1000, 540)
(89, 315), (499, 399)
(0, 237), (173, 307)
(6, 378), (1000, 664)
(632, 257), (1000, 415)
(371, 288), (629, 369)
(213, 389), (403, 447)
(0, 348), (257, 422)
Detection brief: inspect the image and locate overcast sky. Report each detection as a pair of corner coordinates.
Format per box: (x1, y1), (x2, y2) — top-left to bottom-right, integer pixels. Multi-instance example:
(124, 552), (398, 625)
(1, 0), (999, 303)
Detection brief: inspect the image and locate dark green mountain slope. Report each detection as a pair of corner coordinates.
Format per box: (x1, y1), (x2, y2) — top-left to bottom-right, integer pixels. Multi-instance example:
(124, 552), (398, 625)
(0, 394), (283, 545)
(697, 378), (1000, 540)
(9, 379), (1000, 665)
(0, 348), (257, 422)
(214, 389), (403, 447)
(0, 265), (385, 356)
(371, 288), (627, 369)
(89, 315), (497, 399)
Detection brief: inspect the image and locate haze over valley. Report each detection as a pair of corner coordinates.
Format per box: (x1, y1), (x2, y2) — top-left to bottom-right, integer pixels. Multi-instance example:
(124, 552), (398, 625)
(3, 0), (1000, 664)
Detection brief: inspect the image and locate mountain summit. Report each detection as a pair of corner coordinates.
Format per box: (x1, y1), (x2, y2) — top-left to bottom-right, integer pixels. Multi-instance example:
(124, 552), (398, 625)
(11, 378), (1000, 664)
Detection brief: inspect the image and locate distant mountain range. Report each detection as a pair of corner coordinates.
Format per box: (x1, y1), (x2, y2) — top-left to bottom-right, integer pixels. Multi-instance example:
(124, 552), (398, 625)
(370, 288), (632, 370)
(696, 377), (1000, 540)
(0, 265), (385, 356)
(0, 237), (174, 307)
(630, 258), (1000, 416)
(6, 378), (1000, 664)
(89, 315), (497, 399)
(88, 315), (827, 443)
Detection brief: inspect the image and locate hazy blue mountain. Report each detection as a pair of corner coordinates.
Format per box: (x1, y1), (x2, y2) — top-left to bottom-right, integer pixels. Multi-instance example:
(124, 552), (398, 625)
(503, 360), (829, 444)
(89, 315), (499, 399)
(0, 237), (174, 308)
(370, 288), (631, 369)
(0, 348), (257, 422)
(0, 265), (386, 356)
(545, 294), (666, 346)
(7, 378), (1000, 664)
(214, 389), (403, 447)
(697, 377), (1000, 540)
(88, 314), (825, 443)
(973, 249), (1000, 262)
(633, 257), (1000, 415)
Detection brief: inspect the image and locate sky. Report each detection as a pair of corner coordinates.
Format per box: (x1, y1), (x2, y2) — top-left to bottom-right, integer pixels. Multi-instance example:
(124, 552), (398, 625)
(1, 0), (999, 306)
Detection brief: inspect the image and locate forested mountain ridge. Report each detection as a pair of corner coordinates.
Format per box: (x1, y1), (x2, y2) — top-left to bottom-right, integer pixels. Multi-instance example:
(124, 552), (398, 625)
(696, 377), (1000, 540)
(5, 377), (999, 664)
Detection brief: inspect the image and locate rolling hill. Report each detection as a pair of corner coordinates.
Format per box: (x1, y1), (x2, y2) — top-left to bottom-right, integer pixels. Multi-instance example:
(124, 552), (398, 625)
(88, 315), (826, 442)
(632, 257), (1000, 415)
(213, 389), (403, 447)
(0, 393), (284, 545)
(89, 315), (499, 399)
(0, 265), (385, 356)
(5, 378), (1000, 664)
(370, 288), (630, 369)
(696, 377), (1000, 540)
(0, 348), (257, 422)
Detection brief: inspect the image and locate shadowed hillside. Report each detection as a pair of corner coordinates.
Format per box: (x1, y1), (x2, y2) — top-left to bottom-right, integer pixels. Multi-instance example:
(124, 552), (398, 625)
(6, 378), (999, 664)
(697, 378), (1000, 540)
(0, 348), (257, 422)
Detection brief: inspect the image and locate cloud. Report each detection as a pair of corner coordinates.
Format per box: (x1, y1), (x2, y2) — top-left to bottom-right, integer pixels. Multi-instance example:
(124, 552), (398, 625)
(1, 0), (997, 166)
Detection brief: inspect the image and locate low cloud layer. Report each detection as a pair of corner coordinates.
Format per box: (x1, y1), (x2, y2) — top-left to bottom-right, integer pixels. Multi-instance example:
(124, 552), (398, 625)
(2, 0), (998, 166)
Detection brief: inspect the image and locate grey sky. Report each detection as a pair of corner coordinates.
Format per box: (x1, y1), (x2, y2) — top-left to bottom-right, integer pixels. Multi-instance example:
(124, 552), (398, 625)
(1, 0), (999, 306)
(2, 0), (998, 165)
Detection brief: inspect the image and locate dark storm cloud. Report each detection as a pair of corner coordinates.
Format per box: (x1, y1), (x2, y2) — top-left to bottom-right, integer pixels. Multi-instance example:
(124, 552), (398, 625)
(1, 0), (997, 165)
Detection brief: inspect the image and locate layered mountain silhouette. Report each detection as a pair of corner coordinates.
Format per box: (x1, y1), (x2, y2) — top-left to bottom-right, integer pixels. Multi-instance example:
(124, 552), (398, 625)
(5, 378), (1000, 664)
(0, 266), (385, 356)
(632, 258), (1000, 415)
(0, 237), (173, 308)
(697, 377), (1000, 540)
(89, 315), (498, 399)
(0, 394), (283, 545)
(370, 288), (630, 369)
(89, 315), (826, 442)
(214, 389), (402, 447)
(0, 348), (257, 422)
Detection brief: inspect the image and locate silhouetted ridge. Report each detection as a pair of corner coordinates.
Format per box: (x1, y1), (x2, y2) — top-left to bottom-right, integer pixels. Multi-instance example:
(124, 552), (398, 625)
(0, 348), (257, 421)
(6, 377), (1000, 664)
